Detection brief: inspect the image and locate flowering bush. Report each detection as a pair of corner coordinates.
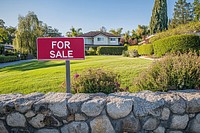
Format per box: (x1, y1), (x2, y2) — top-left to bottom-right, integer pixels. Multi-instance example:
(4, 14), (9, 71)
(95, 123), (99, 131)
(133, 52), (200, 92)
(71, 68), (129, 94)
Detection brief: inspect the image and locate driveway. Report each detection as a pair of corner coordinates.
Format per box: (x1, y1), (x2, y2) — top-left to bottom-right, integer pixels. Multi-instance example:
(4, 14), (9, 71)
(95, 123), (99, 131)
(0, 59), (36, 68)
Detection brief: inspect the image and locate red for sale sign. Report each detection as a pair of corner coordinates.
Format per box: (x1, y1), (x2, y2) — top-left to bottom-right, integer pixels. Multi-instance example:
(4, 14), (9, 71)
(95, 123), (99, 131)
(37, 38), (85, 60)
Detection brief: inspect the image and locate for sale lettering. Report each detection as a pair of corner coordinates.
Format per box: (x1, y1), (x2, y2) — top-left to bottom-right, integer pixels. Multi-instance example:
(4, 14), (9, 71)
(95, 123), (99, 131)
(50, 41), (74, 58)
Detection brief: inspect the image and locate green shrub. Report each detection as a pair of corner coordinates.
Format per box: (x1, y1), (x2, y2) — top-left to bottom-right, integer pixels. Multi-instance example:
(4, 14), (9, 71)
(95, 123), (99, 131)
(122, 49), (139, 57)
(129, 50), (139, 57)
(153, 34), (200, 57)
(0, 55), (20, 63)
(89, 46), (97, 51)
(5, 50), (15, 56)
(71, 68), (120, 94)
(122, 50), (129, 57)
(97, 46), (126, 55)
(133, 52), (200, 92)
(128, 45), (153, 56)
(85, 50), (96, 55)
(150, 21), (200, 42)
(85, 46), (97, 55)
(20, 53), (28, 60)
(138, 44), (154, 56)
(128, 46), (138, 51)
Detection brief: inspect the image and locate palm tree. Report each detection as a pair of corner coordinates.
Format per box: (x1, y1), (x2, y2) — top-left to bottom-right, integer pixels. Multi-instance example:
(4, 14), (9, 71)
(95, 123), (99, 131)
(66, 27), (82, 37)
(109, 28), (123, 36)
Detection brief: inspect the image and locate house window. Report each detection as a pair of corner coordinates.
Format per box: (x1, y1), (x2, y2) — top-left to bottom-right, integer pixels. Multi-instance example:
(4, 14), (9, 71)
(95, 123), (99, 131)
(97, 37), (104, 41)
(110, 38), (116, 42)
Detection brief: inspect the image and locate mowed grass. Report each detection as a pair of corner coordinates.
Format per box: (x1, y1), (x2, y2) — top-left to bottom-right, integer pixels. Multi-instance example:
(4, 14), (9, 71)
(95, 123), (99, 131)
(0, 56), (153, 94)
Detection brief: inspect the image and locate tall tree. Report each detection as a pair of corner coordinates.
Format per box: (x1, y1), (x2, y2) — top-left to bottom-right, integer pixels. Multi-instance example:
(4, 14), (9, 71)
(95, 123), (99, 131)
(131, 30), (138, 39)
(40, 22), (61, 37)
(0, 19), (5, 28)
(14, 11), (43, 56)
(136, 25), (150, 39)
(99, 26), (107, 32)
(193, 0), (200, 21)
(0, 19), (8, 43)
(0, 19), (16, 44)
(109, 28), (123, 36)
(171, 0), (193, 28)
(150, 0), (168, 34)
(128, 30), (138, 45)
(121, 31), (130, 45)
(6, 26), (16, 44)
(0, 28), (8, 43)
(66, 27), (82, 37)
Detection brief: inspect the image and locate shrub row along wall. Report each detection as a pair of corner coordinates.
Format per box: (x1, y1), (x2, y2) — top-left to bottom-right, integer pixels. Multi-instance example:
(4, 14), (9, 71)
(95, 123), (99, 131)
(0, 90), (200, 133)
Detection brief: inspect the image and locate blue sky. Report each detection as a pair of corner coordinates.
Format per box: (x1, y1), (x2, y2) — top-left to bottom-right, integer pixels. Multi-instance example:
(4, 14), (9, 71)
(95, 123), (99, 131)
(0, 0), (194, 36)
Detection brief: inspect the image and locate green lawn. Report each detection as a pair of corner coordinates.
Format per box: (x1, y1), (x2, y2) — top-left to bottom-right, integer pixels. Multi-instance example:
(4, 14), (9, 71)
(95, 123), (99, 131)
(0, 56), (153, 94)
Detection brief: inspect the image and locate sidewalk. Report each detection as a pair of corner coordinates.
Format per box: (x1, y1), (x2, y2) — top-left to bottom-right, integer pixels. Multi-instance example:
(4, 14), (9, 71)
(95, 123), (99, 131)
(139, 56), (160, 61)
(0, 59), (36, 68)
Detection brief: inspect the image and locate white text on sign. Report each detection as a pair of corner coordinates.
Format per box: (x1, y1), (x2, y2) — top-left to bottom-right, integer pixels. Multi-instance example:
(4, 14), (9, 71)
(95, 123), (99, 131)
(50, 41), (74, 58)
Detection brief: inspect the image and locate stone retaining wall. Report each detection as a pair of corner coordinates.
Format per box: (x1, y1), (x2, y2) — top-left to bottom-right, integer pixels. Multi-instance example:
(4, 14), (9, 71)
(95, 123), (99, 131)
(0, 90), (200, 133)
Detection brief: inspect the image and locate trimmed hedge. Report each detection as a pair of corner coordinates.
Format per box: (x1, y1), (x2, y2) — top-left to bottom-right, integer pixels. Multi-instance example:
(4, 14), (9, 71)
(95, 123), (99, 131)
(97, 46), (126, 55)
(128, 44), (153, 56)
(153, 34), (200, 57)
(0, 56), (20, 63)
(138, 44), (154, 55)
(128, 46), (138, 51)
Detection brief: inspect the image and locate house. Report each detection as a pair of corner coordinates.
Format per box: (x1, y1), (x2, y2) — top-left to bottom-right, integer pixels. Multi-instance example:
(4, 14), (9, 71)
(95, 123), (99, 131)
(78, 31), (121, 49)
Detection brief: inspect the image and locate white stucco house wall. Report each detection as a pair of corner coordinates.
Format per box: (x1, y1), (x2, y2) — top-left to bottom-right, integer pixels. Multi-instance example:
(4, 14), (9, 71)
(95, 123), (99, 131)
(78, 31), (121, 49)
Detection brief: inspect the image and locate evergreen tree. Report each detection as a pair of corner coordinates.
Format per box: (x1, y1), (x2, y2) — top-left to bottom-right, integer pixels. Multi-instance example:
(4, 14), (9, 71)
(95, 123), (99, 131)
(150, 0), (168, 34)
(193, 0), (200, 21)
(171, 0), (193, 28)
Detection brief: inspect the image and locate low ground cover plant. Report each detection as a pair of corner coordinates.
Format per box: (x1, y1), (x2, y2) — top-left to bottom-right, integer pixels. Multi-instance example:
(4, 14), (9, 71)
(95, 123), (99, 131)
(133, 52), (200, 92)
